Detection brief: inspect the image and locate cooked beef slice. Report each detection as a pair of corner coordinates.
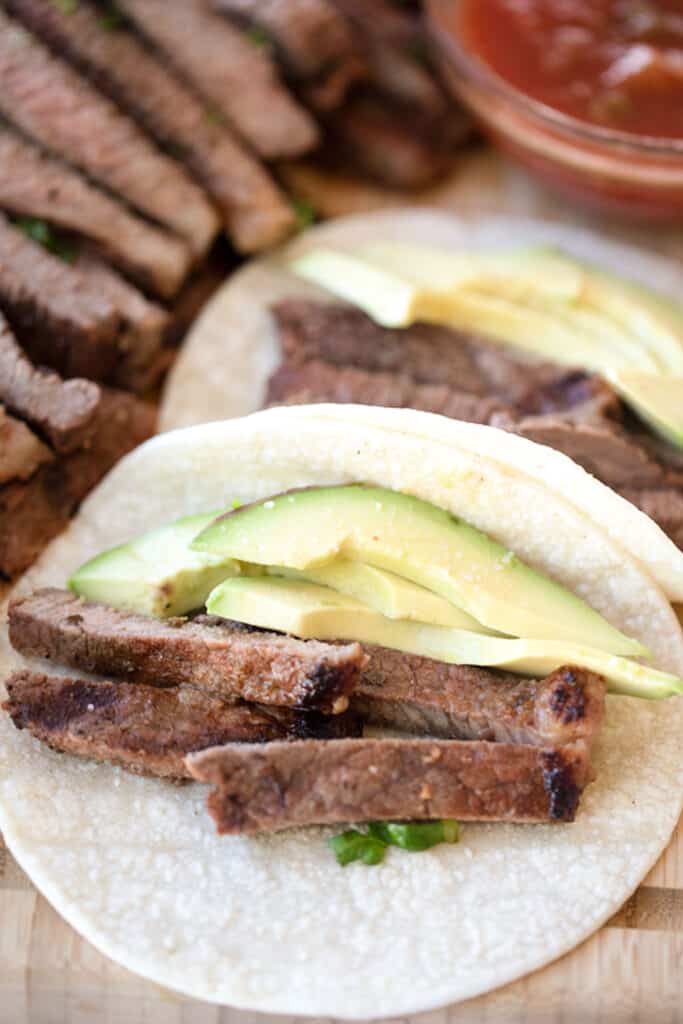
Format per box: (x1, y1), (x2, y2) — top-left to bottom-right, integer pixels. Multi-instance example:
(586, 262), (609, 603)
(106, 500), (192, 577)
(354, 652), (606, 749)
(0, 391), (154, 577)
(0, 312), (100, 453)
(0, 13), (218, 256)
(116, 0), (319, 159)
(8, 592), (366, 713)
(73, 254), (167, 394)
(271, 299), (556, 401)
(3, 671), (360, 780)
(267, 358), (507, 422)
(0, 212), (121, 381)
(325, 90), (458, 189)
(0, 125), (190, 298)
(6, 0), (295, 252)
(0, 404), (52, 485)
(214, 0), (364, 111)
(187, 737), (592, 832)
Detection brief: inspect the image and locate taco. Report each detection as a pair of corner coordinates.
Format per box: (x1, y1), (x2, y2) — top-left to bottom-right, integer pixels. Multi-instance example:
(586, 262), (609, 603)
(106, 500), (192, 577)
(161, 209), (683, 560)
(1, 403), (682, 1017)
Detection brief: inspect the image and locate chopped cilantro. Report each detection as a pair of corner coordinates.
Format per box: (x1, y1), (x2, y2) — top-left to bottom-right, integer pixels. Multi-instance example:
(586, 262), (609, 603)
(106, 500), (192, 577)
(329, 819), (460, 866)
(291, 196), (316, 231)
(14, 217), (79, 264)
(245, 25), (270, 47)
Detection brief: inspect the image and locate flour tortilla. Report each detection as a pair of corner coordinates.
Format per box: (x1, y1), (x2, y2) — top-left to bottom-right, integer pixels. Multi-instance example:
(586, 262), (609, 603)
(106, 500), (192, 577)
(161, 208), (683, 605)
(1, 406), (683, 1017)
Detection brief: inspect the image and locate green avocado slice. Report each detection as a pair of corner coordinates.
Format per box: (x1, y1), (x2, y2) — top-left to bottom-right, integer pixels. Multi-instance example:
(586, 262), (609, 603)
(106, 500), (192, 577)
(193, 485), (646, 657)
(206, 577), (681, 699)
(69, 511), (240, 617)
(609, 371), (683, 451)
(264, 560), (495, 632)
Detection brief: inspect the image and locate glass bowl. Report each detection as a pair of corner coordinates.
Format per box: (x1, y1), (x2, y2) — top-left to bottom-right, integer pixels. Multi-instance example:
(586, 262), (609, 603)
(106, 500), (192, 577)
(426, 0), (683, 222)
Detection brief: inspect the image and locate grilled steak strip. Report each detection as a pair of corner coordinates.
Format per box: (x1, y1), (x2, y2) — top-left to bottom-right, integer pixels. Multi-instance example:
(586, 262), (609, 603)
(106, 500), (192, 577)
(0, 392), (154, 578)
(0, 12), (218, 257)
(0, 312), (100, 454)
(271, 299), (562, 401)
(0, 125), (190, 298)
(117, 0), (319, 159)
(355, 651), (606, 749)
(0, 212), (121, 382)
(8, 591), (366, 713)
(0, 405), (52, 485)
(187, 737), (592, 832)
(214, 0), (364, 111)
(6, 0), (295, 253)
(3, 671), (361, 781)
(73, 255), (167, 395)
(267, 358), (507, 423)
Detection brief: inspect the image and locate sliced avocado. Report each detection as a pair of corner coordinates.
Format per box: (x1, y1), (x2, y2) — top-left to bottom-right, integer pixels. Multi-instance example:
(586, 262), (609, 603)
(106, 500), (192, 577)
(265, 559), (494, 632)
(609, 371), (683, 451)
(291, 247), (642, 374)
(356, 242), (585, 303)
(207, 577), (681, 699)
(290, 249), (418, 327)
(194, 485), (645, 657)
(537, 249), (683, 374)
(69, 511), (240, 617)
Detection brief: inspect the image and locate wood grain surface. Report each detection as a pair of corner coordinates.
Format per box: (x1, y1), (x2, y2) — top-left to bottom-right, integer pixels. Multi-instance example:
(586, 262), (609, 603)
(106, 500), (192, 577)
(2, 154), (683, 1023)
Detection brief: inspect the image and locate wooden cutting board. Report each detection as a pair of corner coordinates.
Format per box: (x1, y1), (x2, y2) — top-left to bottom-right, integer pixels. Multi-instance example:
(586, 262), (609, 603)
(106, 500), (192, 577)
(2, 153), (683, 1023)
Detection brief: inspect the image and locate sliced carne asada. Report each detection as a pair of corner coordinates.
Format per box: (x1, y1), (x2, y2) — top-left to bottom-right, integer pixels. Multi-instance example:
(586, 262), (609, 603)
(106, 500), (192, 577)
(271, 299), (559, 401)
(267, 358), (507, 423)
(0, 391), (154, 578)
(0, 312), (100, 454)
(0, 405), (52, 485)
(187, 736), (593, 832)
(8, 591), (366, 713)
(0, 212), (121, 382)
(5, 0), (295, 253)
(0, 12), (219, 256)
(73, 254), (167, 394)
(213, 0), (364, 111)
(3, 671), (361, 781)
(116, 0), (319, 159)
(325, 90), (457, 189)
(354, 651), (606, 749)
(0, 125), (190, 298)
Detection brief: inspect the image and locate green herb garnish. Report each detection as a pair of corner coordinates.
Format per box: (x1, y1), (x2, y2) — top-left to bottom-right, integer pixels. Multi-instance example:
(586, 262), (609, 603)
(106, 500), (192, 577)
(245, 25), (270, 47)
(53, 0), (78, 12)
(291, 196), (316, 231)
(98, 4), (126, 30)
(328, 830), (387, 866)
(328, 819), (460, 866)
(14, 218), (79, 264)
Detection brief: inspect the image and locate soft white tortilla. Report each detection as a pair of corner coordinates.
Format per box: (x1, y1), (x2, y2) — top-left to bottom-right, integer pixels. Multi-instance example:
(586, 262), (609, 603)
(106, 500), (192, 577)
(160, 208), (683, 604)
(1, 408), (683, 1017)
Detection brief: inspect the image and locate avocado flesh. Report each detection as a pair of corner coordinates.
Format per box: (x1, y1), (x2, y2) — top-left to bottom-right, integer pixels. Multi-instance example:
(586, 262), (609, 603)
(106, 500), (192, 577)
(264, 559), (495, 632)
(609, 371), (683, 451)
(193, 485), (645, 657)
(69, 511), (240, 617)
(207, 577), (681, 699)
(357, 242), (585, 303)
(290, 249), (418, 326)
(291, 247), (647, 374)
(537, 249), (683, 374)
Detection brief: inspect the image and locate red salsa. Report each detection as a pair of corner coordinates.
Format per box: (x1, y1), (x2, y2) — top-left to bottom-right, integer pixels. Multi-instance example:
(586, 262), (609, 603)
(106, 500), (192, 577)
(459, 0), (683, 138)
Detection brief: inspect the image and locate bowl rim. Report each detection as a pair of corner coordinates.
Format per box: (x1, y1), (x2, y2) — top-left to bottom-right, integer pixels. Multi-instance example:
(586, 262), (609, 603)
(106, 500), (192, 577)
(426, 0), (683, 157)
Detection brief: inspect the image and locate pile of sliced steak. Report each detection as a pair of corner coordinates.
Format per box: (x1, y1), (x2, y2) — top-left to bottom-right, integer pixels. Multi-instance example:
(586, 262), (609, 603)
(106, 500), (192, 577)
(0, 314), (155, 577)
(5, 588), (605, 832)
(268, 300), (683, 551)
